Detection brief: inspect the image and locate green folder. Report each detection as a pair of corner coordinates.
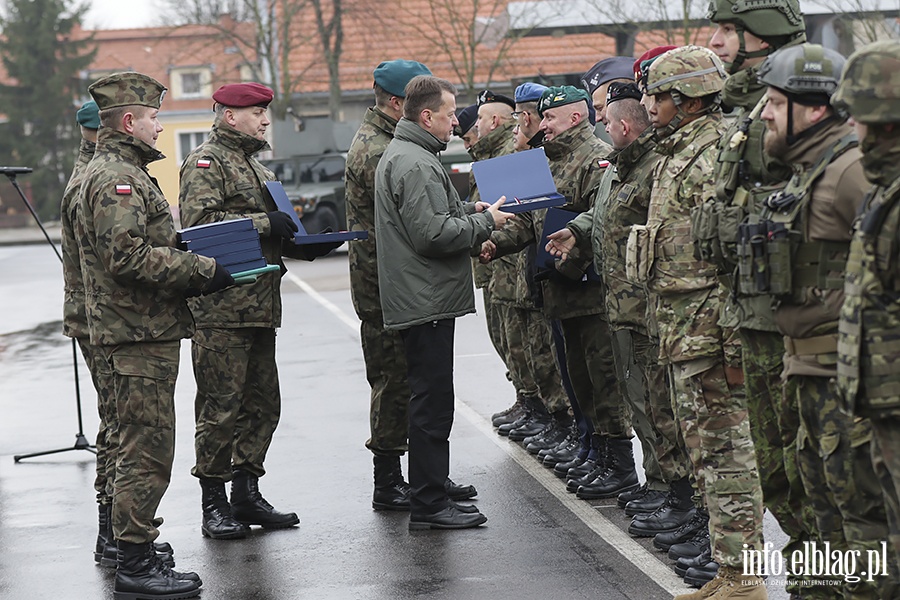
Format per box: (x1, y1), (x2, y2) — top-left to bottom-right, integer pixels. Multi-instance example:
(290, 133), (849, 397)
(232, 264), (281, 285)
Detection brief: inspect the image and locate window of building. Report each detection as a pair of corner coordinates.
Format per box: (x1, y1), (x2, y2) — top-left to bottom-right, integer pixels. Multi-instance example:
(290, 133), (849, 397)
(181, 72), (202, 97)
(169, 66), (212, 100)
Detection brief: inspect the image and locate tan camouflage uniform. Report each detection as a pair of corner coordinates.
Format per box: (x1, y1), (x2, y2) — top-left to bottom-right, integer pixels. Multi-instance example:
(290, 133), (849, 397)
(345, 107), (410, 456)
(78, 124), (217, 544)
(179, 121), (284, 482)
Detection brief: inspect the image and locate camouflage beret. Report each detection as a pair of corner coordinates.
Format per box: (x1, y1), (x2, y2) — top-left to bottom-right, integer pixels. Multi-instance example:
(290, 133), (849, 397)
(581, 57), (635, 94)
(89, 72), (167, 111)
(373, 59), (432, 98)
(76, 100), (100, 129)
(537, 85), (591, 117)
(212, 82), (274, 108)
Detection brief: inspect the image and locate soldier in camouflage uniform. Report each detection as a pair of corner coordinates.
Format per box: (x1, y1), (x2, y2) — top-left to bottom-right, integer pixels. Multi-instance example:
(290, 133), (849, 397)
(546, 81), (693, 518)
(754, 42), (898, 599)
(179, 83), (304, 540)
(693, 2), (816, 593)
(630, 47), (766, 599)
(483, 86), (636, 500)
(835, 39), (900, 576)
(78, 72), (227, 599)
(345, 60), (477, 511)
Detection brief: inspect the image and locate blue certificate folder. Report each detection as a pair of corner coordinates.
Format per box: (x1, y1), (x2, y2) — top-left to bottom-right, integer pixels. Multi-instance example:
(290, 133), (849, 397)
(177, 218), (279, 279)
(264, 181), (368, 245)
(471, 147), (567, 214)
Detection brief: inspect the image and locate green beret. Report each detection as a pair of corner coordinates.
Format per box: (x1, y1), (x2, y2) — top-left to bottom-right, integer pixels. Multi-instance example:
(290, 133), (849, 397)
(373, 59), (432, 97)
(537, 85), (591, 116)
(76, 101), (100, 129)
(89, 71), (167, 111)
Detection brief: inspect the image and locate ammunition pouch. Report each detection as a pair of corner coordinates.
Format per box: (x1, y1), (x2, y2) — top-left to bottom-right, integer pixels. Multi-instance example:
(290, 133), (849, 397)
(626, 224), (654, 285)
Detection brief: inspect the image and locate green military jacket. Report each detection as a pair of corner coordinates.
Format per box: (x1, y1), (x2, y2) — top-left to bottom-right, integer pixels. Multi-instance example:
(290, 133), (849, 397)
(179, 122), (282, 329)
(711, 66), (797, 332)
(345, 107), (397, 322)
(772, 120), (865, 377)
(78, 128), (216, 346)
(838, 142), (900, 417)
(491, 120), (611, 320)
(645, 113), (726, 364)
(62, 138), (96, 340)
(568, 127), (659, 335)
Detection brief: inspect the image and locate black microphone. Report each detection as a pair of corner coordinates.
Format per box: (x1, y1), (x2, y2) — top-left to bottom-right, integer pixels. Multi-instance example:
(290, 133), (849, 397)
(0, 166), (33, 175)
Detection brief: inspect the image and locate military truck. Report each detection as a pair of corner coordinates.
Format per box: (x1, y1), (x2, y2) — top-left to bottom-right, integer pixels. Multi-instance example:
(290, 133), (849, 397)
(262, 153), (347, 234)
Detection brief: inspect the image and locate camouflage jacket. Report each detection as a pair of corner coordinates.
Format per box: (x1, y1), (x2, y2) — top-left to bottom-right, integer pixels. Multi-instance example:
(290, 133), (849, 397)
(568, 127), (659, 334)
(646, 113), (727, 364)
(375, 118), (494, 330)
(78, 128), (217, 346)
(491, 120), (611, 320)
(470, 122), (515, 290)
(711, 67), (795, 332)
(473, 122), (521, 305)
(179, 121), (282, 329)
(345, 107), (397, 322)
(61, 138), (96, 339)
(838, 147), (900, 417)
(773, 120), (865, 377)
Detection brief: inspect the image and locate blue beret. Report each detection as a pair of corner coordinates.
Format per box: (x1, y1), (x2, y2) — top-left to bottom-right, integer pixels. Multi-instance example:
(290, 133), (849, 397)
(373, 59), (432, 98)
(515, 82), (548, 104)
(581, 57), (636, 94)
(76, 100), (100, 129)
(454, 104), (478, 137)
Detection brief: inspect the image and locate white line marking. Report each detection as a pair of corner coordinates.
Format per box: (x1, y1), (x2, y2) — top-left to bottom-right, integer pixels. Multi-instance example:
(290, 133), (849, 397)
(289, 273), (687, 596)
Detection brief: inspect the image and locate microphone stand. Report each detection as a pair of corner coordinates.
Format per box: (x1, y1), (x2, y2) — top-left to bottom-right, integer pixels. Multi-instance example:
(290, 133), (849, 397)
(2, 167), (96, 461)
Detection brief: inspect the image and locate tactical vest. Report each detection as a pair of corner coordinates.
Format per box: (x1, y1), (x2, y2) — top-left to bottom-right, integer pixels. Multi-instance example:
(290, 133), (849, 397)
(837, 177), (900, 416)
(736, 133), (857, 301)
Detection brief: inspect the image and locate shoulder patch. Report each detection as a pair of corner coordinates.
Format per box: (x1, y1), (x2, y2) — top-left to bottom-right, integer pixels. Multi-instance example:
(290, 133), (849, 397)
(196, 158), (212, 169)
(598, 160), (610, 168)
(115, 184), (132, 195)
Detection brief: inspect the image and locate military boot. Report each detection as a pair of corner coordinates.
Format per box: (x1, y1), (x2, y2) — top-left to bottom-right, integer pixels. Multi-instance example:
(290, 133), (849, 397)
(673, 557), (724, 600)
(492, 395), (526, 427)
(679, 565), (762, 600)
(576, 437), (639, 499)
(683, 557), (720, 589)
(95, 503), (111, 565)
(372, 455), (410, 511)
(99, 505), (175, 569)
(676, 548), (713, 577)
(497, 401), (533, 436)
(669, 522), (711, 561)
(200, 478), (250, 539)
(624, 488), (668, 516)
(525, 412), (571, 454)
(540, 425), (580, 467)
(508, 397), (551, 442)
(628, 477), (696, 537)
(653, 508), (709, 551)
(114, 541), (201, 600)
(566, 435), (608, 492)
(231, 469), (300, 529)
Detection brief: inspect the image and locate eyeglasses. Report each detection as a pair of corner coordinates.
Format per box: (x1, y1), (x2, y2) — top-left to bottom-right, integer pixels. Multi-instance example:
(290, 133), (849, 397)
(511, 110), (529, 121)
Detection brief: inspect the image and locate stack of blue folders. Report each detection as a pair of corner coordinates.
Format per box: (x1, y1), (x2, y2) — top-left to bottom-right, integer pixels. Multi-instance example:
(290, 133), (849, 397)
(177, 218), (280, 282)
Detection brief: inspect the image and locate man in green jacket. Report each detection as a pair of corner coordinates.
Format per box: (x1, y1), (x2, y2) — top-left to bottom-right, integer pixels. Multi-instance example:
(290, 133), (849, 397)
(375, 75), (513, 530)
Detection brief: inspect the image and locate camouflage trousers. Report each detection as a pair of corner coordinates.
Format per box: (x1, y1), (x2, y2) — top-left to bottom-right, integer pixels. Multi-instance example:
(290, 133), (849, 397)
(670, 357), (765, 567)
(559, 314), (630, 438)
(870, 417), (900, 578)
(501, 304), (568, 414)
(360, 316), (409, 457)
(103, 341), (179, 544)
(741, 330), (816, 590)
(482, 288), (509, 376)
(612, 329), (689, 491)
(791, 375), (898, 599)
(191, 328), (281, 481)
(78, 338), (117, 506)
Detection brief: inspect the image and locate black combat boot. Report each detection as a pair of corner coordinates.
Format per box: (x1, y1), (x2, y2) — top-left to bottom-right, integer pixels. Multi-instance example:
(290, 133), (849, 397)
(675, 547), (713, 577)
(508, 397), (551, 442)
(576, 437), (639, 499)
(99, 505), (175, 569)
(95, 503), (111, 565)
(114, 541), (201, 600)
(372, 455), (410, 511)
(540, 424), (580, 467)
(492, 395), (526, 427)
(653, 507), (708, 551)
(627, 477), (696, 537)
(565, 435), (608, 492)
(525, 412), (571, 454)
(231, 469), (300, 528)
(668, 522), (710, 561)
(624, 487), (668, 516)
(200, 478), (250, 539)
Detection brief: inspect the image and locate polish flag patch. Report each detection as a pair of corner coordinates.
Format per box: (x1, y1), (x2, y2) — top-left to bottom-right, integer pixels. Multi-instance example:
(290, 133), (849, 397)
(196, 158), (211, 169)
(598, 160), (611, 168)
(115, 184), (132, 195)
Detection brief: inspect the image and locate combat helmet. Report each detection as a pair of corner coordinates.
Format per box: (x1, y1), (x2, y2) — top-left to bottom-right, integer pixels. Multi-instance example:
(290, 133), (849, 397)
(832, 40), (900, 124)
(707, 0), (806, 73)
(758, 43), (845, 100)
(645, 45), (727, 100)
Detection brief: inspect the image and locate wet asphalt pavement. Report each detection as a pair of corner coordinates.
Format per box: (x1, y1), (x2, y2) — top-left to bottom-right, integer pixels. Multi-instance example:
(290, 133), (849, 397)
(0, 243), (789, 600)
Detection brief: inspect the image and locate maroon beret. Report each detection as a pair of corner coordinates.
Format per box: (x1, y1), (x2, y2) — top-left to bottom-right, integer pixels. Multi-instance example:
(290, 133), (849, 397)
(212, 82), (274, 108)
